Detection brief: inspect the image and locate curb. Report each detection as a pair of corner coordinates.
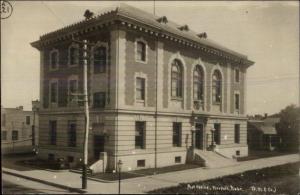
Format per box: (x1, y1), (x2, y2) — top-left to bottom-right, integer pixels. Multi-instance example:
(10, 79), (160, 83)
(70, 169), (117, 183)
(87, 176), (116, 183)
(3, 170), (86, 194)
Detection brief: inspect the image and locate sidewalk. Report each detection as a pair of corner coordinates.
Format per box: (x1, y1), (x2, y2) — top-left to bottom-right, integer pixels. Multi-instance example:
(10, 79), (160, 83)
(2, 154), (299, 194)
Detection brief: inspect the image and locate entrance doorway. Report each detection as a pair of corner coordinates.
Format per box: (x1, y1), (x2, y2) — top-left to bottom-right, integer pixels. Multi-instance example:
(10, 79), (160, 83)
(94, 135), (105, 160)
(195, 123), (204, 149)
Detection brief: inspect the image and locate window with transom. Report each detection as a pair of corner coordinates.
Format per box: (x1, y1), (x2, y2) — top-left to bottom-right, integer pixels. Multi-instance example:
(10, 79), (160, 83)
(171, 59), (183, 98)
(193, 65), (204, 101)
(212, 70), (222, 103)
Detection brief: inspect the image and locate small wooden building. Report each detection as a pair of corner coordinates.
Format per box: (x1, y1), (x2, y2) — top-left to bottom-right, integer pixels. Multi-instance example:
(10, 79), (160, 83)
(248, 117), (281, 151)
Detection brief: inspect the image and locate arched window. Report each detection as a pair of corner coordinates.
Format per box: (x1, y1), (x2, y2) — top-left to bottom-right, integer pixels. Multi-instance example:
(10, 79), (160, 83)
(69, 45), (79, 66)
(50, 51), (58, 70)
(193, 65), (204, 101)
(171, 59), (183, 98)
(137, 41), (146, 62)
(94, 46), (106, 73)
(212, 70), (222, 103)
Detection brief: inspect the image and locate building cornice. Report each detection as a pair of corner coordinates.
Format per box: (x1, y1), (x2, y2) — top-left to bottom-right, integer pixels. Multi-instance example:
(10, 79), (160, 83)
(31, 9), (254, 67)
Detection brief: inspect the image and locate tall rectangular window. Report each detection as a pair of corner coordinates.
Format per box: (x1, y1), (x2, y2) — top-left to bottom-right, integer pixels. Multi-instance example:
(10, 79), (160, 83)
(69, 80), (78, 94)
(234, 124), (240, 144)
(173, 122), (182, 147)
(69, 46), (79, 66)
(68, 121), (76, 147)
(50, 51), (58, 70)
(214, 123), (221, 145)
(135, 121), (145, 149)
(136, 77), (145, 101)
(68, 79), (78, 103)
(93, 92), (106, 108)
(94, 46), (106, 73)
(26, 116), (30, 125)
(235, 93), (240, 110)
(137, 41), (146, 62)
(12, 130), (18, 141)
(235, 69), (240, 82)
(49, 121), (57, 145)
(50, 82), (58, 103)
(2, 131), (7, 140)
(2, 114), (6, 126)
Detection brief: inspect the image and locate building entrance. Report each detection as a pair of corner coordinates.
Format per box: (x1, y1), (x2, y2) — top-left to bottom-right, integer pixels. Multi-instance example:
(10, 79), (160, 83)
(195, 123), (204, 149)
(94, 135), (105, 160)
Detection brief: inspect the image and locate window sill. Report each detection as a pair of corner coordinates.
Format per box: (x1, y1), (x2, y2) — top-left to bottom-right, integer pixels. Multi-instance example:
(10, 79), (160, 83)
(135, 59), (147, 64)
(49, 68), (59, 72)
(68, 64), (79, 67)
(93, 71), (106, 74)
(93, 107), (105, 109)
(171, 97), (183, 101)
(49, 103), (58, 108)
(135, 148), (146, 150)
(68, 102), (80, 107)
(212, 102), (221, 105)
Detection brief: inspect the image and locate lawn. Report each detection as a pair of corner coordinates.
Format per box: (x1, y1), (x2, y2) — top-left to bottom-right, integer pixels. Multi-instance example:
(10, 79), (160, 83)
(19, 158), (69, 170)
(2, 153), (69, 171)
(88, 163), (202, 181)
(148, 162), (300, 194)
(237, 150), (296, 162)
(2, 152), (38, 171)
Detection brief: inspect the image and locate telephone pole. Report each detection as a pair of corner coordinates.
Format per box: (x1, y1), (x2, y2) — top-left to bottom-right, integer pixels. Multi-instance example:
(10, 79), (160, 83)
(82, 39), (89, 189)
(71, 37), (97, 190)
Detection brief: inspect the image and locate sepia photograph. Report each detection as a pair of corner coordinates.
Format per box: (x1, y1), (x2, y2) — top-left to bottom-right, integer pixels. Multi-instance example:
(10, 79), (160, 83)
(1, 1), (299, 194)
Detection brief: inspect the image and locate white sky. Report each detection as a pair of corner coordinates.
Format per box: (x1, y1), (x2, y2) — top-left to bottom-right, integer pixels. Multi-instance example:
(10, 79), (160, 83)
(1, 1), (299, 114)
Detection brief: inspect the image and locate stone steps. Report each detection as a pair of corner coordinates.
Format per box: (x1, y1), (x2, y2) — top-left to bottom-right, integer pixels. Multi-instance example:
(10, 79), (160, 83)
(194, 150), (239, 168)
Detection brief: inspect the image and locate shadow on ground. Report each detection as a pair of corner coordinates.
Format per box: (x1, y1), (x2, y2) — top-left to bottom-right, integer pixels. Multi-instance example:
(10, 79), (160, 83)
(2, 153), (39, 171)
(237, 150), (297, 161)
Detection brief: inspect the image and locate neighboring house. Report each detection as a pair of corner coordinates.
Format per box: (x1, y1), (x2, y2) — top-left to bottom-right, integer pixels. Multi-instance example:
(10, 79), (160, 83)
(247, 117), (281, 151)
(1, 102), (39, 154)
(31, 4), (254, 171)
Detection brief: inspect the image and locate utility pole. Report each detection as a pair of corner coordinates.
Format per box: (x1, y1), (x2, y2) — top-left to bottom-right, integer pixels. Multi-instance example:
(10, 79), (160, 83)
(71, 37), (97, 190)
(32, 109), (36, 146)
(82, 39), (89, 189)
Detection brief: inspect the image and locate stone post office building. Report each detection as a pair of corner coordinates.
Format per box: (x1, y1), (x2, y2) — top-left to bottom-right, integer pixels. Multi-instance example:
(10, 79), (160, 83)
(31, 4), (254, 172)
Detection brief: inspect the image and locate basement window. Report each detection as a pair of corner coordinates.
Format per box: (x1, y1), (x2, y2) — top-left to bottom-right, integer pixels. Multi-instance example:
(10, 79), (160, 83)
(175, 156), (181, 163)
(68, 156), (74, 163)
(48, 153), (55, 161)
(236, 150), (240, 156)
(137, 160), (145, 167)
